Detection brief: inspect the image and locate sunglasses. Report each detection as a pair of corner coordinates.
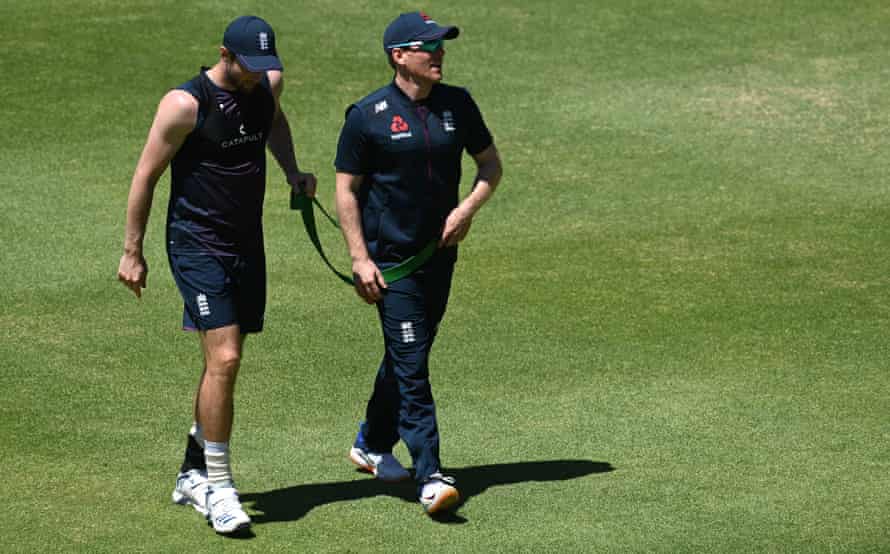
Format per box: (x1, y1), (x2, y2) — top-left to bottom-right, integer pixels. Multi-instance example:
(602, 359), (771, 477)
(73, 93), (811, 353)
(388, 38), (444, 53)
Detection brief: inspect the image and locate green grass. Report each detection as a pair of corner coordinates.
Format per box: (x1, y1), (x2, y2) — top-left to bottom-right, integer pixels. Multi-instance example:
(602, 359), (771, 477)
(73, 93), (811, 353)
(2, 1), (890, 552)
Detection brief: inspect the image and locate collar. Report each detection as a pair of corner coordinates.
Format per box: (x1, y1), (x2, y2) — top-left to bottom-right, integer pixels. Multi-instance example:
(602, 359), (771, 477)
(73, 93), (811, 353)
(388, 80), (438, 107)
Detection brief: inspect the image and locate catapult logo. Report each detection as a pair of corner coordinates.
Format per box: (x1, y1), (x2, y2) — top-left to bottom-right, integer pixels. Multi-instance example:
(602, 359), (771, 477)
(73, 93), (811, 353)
(221, 126), (263, 149)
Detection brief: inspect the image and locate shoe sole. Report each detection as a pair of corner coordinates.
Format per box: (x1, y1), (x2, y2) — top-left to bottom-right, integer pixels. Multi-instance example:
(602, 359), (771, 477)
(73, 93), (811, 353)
(349, 447), (375, 474)
(213, 520), (251, 535)
(422, 485), (460, 515)
(348, 448), (411, 483)
(172, 489), (209, 516)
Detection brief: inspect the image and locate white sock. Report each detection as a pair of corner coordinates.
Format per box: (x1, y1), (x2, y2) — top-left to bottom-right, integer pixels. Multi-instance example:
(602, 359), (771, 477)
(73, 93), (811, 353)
(205, 441), (233, 488)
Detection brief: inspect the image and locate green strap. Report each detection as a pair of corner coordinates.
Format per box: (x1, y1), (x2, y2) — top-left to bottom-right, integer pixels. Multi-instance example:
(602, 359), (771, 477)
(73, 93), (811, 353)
(291, 190), (437, 285)
(291, 191), (353, 285)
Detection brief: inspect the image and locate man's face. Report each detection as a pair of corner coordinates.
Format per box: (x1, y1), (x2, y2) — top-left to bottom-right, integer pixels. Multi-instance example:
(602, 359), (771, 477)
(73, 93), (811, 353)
(224, 54), (263, 92)
(395, 41), (446, 83)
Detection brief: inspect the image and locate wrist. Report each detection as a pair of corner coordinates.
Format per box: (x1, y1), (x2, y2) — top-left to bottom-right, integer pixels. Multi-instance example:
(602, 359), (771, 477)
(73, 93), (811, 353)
(457, 201), (479, 219)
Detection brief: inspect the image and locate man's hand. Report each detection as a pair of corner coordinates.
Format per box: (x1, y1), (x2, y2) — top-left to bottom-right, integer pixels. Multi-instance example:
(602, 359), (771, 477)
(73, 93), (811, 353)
(288, 171), (317, 197)
(118, 252), (148, 298)
(352, 258), (387, 304)
(440, 206), (474, 247)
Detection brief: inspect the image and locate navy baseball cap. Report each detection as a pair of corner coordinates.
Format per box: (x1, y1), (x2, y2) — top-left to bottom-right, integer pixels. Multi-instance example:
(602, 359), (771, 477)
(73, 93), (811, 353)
(383, 11), (459, 51)
(223, 15), (282, 72)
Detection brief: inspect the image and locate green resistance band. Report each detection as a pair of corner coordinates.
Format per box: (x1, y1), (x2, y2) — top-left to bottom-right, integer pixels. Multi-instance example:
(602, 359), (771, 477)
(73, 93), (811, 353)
(291, 189), (437, 285)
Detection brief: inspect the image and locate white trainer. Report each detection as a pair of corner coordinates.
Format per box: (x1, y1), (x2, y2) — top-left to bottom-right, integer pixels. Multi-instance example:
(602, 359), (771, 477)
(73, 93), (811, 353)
(420, 473), (460, 515)
(206, 486), (251, 534)
(349, 447), (411, 482)
(171, 469), (210, 516)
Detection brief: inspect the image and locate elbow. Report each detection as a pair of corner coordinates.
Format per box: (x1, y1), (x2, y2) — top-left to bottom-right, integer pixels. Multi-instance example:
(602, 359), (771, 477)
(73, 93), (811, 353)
(486, 158), (503, 188)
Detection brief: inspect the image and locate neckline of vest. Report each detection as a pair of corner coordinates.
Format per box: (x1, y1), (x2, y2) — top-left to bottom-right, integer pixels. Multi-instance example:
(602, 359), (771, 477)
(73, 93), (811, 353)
(200, 66), (247, 97)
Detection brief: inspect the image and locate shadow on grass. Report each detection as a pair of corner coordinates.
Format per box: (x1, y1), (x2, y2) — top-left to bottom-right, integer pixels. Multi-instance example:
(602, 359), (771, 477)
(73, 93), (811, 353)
(242, 459), (613, 525)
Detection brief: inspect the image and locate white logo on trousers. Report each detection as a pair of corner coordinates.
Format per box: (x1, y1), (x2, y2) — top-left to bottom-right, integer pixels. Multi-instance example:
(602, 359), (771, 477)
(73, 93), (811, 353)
(400, 322), (416, 343)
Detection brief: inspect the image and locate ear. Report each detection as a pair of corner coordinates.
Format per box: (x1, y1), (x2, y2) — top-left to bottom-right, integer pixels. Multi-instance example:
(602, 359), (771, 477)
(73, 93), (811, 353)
(220, 46), (234, 61)
(390, 48), (408, 67)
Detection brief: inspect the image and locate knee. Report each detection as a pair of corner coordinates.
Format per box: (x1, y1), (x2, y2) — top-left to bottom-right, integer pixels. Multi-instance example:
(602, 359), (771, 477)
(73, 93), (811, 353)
(207, 347), (241, 376)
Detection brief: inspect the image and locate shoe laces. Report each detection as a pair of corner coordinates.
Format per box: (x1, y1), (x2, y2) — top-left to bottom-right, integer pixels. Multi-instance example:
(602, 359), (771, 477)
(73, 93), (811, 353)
(191, 482), (210, 501)
(422, 474), (457, 499)
(427, 472), (456, 486)
(209, 488), (243, 514)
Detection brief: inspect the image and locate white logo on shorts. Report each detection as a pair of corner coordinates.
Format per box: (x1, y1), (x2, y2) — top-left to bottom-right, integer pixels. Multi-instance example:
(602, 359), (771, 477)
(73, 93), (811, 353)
(197, 294), (211, 317)
(400, 321), (416, 343)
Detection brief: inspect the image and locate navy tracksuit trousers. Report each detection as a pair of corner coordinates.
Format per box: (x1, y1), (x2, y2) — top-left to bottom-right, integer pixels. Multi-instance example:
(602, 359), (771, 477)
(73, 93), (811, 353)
(360, 257), (455, 483)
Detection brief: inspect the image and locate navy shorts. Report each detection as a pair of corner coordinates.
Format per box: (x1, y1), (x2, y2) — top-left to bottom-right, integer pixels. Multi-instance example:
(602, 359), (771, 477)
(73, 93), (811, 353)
(167, 250), (266, 334)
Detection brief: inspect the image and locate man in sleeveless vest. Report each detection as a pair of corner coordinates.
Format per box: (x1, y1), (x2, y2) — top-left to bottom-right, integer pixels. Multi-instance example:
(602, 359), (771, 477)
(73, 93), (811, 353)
(335, 11), (503, 516)
(117, 16), (316, 535)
